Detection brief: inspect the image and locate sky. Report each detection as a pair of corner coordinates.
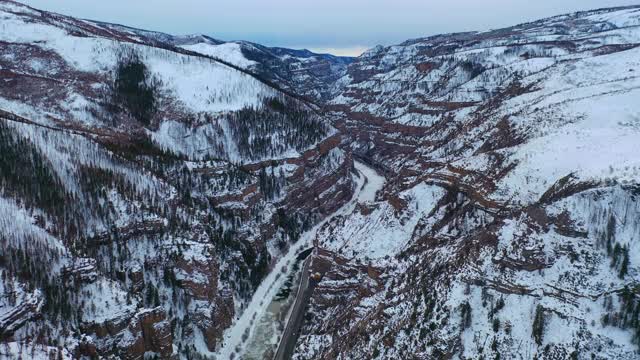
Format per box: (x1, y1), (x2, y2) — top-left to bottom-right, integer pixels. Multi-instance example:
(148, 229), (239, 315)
(22, 0), (640, 56)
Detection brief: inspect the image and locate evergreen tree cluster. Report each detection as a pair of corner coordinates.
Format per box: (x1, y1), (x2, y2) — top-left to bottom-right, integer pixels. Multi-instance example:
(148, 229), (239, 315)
(145, 282), (161, 307)
(103, 131), (182, 164)
(78, 165), (143, 208)
(532, 305), (545, 346)
(598, 212), (631, 279)
(228, 97), (328, 161)
(258, 166), (286, 200)
(0, 240), (73, 322)
(108, 50), (159, 126)
(610, 242), (630, 279)
(0, 122), (67, 218)
(459, 60), (486, 80)
(460, 300), (472, 329)
(183, 163), (253, 199)
(240, 244), (270, 289)
(601, 287), (640, 347)
(275, 208), (305, 244)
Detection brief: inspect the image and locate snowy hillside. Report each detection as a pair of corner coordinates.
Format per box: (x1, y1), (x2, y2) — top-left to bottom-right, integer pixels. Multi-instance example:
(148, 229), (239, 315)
(0, 1), (353, 358)
(0, 0), (338, 163)
(92, 20), (354, 102)
(176, 39), (354, 101)
(3, 1), (640, 359)
(181, 42), (258, 69)
(0, 2), (271, 116)
(293, 5), (640, 360)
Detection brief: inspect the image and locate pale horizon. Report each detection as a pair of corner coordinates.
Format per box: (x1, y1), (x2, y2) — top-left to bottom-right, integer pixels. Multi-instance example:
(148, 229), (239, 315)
(304, 46), (370, 57)
(21, 0), (640, 56)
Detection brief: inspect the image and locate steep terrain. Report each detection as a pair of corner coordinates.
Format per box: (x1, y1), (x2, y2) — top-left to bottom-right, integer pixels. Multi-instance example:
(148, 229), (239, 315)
(291, 5), (640, 360)
(0, 1), (354, 358)
(89, 24), (354, 102)
(176, 39), (353, 102)
(2, 1), (640, 359)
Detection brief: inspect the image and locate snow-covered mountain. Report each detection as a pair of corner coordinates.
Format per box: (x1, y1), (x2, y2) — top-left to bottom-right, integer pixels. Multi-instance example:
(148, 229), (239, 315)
(87, 22), (354, 102)
(292, 5), (640, 360)
(176, 39), (353, 101)
(2, 0), (640, 359)
(0, 1), (353, 358)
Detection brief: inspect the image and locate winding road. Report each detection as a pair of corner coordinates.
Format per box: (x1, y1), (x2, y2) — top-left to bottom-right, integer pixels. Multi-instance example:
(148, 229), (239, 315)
(213, 160), (383, 360)
(273, 160), (385, 360)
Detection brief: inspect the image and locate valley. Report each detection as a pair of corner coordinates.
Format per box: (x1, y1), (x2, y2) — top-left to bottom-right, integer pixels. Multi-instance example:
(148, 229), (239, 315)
(1, 1), (640, 359)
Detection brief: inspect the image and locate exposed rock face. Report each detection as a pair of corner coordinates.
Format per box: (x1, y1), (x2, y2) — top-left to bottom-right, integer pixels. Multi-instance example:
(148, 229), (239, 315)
(123, 308), (174, 360)
(61, 258), (99, 283)
(79, 307), (172, 358)
(173, 256), (234, 352)
(293, 248), (385, 358)
(0, 289), (42, 340)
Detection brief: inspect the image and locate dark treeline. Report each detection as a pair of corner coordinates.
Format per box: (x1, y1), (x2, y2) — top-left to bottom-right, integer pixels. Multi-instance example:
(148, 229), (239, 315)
(228, 97), (327, 161)
(104, 49), (161, 126)
(0, 121), (67, 218)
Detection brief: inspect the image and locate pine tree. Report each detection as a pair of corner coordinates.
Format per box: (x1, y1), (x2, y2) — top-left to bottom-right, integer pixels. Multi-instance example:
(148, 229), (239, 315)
(611, 242), (620, 266)
(532, 305), (545, 345)
(619, 245), (629, 278)
(461, 301), (472, 329)
(111, 50), (157, 125)
(493, 318), (501, 332)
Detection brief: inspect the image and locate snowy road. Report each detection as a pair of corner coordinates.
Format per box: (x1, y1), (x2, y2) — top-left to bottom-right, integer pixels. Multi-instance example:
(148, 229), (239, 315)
(273, 254), (313, 360)
(211, 160), (384, 359)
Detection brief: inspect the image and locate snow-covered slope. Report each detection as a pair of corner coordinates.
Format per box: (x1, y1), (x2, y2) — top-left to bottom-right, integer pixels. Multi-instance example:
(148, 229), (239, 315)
(92, 20), (355, 102)
(293, 5), (640, 360)
(0, 0), (336, 163)
(0, 1), (354, 358)
(181, 42), (258, 69)
(0, 2), (271, 114)
(176, 39), (354, 101)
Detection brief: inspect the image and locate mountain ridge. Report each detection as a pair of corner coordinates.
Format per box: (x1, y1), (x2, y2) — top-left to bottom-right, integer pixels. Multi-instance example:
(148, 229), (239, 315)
(292, 4), (640, 359)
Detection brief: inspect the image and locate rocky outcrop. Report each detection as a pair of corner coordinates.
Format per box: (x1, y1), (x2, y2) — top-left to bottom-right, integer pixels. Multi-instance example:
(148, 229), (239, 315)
(61, 258), (98, 284)
(294, 249), (385, 357)
(0, 291), (42, 340)
(173, 256), (234, 352)
(81, 307), (173, 359)
(122, 308), (173, 360)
